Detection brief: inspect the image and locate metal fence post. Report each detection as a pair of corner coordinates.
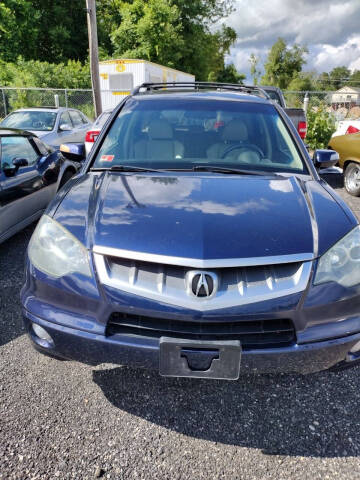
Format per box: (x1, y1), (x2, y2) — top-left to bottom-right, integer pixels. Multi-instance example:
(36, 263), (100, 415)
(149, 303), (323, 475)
(65, 89), (68, 108)
(2, 89), (7, 117)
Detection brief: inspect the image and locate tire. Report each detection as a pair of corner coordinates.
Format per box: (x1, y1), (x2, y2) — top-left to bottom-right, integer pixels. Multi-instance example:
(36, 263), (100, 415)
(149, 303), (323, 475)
(58, 170), (74, 190)
(344, 162), (360, 197)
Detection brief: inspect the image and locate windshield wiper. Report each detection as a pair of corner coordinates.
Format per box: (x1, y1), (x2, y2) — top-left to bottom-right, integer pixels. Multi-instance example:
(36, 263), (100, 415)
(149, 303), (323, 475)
(192, 165), (279, 176)
(91, 165), (167, 173)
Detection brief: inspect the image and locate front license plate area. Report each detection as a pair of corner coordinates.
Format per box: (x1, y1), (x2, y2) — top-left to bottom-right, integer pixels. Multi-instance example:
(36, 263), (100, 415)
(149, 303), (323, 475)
(159, 337), (241, 380)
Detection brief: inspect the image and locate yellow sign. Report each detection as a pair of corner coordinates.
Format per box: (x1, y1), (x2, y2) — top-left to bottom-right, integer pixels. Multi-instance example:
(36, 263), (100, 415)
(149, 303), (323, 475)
(116, 63), (125, 72)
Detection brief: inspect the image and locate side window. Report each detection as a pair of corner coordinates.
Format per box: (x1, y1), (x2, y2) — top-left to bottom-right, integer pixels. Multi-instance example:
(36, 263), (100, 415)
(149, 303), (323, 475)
(79, 112), (89, 124)
(59, 111), (72, 128)
(69, 111), (83, 127)
(1, 136), (39, 169)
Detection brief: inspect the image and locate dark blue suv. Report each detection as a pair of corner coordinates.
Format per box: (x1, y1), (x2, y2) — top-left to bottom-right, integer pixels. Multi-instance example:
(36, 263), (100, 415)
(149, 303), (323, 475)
(21, 83), (360, 379)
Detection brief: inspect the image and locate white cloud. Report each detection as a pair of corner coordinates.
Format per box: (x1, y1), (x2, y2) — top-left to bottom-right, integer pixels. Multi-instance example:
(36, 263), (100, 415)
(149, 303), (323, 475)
(225, 0), (360, 81)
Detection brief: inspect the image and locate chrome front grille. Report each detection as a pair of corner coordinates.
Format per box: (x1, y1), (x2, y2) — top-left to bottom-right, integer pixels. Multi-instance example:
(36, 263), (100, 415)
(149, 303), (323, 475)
(93, 250), (312, 310)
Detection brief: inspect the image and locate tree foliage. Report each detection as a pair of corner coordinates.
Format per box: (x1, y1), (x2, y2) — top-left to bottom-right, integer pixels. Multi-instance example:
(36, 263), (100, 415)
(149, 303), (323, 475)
(261, 38), (308, 89)
(96, 0), (238, 80)
(0, 58), (91, 89)
(1, 0), (89, 63)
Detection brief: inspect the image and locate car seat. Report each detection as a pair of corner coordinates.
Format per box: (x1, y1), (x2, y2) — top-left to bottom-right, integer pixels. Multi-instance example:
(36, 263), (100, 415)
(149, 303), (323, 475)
(134, 119), (184, 161)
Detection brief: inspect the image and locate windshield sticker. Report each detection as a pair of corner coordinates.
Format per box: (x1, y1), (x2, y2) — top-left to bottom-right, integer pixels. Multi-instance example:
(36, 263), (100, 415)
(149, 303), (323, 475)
(100, 155), (114, 162)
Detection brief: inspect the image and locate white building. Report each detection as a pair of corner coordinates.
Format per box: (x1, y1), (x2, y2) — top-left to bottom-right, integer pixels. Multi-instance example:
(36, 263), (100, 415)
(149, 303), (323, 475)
(331, 86), (360, 108)
(99, 59), (195, 110)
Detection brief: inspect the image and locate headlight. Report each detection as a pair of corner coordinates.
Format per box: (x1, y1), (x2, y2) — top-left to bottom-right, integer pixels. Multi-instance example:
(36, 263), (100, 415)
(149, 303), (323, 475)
(314, 226), (360, 287)
(28, 215), (92, 278)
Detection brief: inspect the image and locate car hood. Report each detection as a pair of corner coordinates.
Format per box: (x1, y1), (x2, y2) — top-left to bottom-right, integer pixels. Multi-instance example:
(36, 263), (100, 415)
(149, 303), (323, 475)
(53, 172), (356, 261)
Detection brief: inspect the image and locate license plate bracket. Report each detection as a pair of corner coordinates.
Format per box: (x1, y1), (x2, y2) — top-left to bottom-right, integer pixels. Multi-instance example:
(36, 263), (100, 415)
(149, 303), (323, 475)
(159, 337), (241, 380)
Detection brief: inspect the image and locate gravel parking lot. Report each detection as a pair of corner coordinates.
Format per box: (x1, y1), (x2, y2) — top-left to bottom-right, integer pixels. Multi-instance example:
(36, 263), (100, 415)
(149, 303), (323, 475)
(1, 173), (360, 480)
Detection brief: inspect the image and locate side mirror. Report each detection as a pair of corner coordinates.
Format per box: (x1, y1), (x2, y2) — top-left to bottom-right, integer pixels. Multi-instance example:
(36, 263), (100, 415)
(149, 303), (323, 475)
(59, 123), (72, 132)
(60, 143), (86, 162)
(12, 157), (29, 168)
(313, 149), (339, 169)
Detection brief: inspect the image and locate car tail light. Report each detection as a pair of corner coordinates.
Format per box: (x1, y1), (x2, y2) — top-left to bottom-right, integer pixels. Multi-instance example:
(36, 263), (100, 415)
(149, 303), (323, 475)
(85, 130), (100, 143)
(298, 121), (307, 139)
(345, 125), (360, 135)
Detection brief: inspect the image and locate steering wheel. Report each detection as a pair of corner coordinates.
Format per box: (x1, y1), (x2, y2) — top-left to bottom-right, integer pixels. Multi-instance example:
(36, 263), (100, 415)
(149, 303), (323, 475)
(221, 144), (264, 160)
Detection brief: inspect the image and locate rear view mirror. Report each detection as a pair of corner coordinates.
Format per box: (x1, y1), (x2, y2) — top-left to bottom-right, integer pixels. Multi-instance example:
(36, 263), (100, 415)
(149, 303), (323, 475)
(313, 149), (339, 169)
(60, 143), (86, 162)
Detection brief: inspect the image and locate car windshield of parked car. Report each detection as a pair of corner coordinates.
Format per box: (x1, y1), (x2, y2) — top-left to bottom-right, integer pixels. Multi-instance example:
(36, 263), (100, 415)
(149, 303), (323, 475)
(93, 97), (306, 174)
(1, 111), (57, 131)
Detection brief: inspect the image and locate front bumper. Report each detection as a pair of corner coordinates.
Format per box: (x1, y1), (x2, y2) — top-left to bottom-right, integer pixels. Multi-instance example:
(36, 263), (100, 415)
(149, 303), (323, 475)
(23, 308), (360, 375)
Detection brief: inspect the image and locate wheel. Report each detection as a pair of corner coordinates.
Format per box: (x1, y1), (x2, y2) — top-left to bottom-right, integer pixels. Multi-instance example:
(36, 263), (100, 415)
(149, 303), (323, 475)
(344, 162), (360, 197)
(58, 170), (74, 190)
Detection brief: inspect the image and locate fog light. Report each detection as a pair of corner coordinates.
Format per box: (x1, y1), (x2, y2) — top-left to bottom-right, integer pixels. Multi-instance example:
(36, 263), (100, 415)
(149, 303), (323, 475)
(350, 341), (360, 354)
(32, 323), (54, 347)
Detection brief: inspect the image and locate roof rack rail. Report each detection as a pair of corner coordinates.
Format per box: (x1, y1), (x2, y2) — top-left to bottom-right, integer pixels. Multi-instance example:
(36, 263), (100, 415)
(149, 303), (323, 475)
(131, 82), (270, 99)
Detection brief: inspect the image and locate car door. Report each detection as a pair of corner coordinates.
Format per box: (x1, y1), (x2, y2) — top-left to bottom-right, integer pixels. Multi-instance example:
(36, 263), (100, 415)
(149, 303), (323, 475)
(55, 111), (75, 147)
(0, 135), (47, 241)
(69, 110), (89, 143)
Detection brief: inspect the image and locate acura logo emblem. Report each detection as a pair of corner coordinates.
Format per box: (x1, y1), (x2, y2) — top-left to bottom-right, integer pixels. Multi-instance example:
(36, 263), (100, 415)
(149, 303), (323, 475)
(186, 271), (218, 298)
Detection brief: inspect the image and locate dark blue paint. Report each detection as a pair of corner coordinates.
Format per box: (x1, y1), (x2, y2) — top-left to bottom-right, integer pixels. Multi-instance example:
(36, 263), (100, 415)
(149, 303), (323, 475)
(20, 90), (360, 375)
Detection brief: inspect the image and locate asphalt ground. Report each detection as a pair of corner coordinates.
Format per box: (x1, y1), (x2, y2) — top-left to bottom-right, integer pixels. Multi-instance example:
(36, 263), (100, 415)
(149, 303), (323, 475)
(1, 172), (360, 480)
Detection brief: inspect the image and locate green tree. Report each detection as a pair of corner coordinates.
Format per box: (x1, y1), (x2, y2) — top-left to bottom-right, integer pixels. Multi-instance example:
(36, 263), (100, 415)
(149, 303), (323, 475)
(261, 38), (308, 89)
(350, 70), (360, 86)
(100, 0), (236, 80)
(287, 72), (316, 91)
(209, 63), (245, 84)
(329, 66), (351, 90)
(249, 53), (261, 85)
(1, 0), (88, 62)
(110, 0), (184, 67)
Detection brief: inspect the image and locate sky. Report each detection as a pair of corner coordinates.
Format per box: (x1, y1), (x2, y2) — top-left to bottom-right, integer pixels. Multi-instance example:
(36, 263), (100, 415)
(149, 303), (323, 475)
(226, 0), (360, 82)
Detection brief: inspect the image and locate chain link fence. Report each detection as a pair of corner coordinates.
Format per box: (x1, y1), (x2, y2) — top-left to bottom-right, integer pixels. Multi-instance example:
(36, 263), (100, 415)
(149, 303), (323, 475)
(0, 87), (359, 123)
(0, 87), (94, 120)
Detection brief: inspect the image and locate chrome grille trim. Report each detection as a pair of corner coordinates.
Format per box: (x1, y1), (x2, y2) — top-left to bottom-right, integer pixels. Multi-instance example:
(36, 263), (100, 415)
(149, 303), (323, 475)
(93, 245), (314, 268)
(94, 253), (312, 311)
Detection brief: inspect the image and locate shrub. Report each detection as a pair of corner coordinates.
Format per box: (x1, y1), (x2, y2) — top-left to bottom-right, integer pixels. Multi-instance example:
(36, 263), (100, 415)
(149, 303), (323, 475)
(306, 103), (336, 149)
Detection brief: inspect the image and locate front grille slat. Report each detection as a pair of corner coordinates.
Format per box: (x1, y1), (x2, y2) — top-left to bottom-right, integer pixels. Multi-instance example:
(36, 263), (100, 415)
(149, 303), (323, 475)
(107, 313), (295, 349)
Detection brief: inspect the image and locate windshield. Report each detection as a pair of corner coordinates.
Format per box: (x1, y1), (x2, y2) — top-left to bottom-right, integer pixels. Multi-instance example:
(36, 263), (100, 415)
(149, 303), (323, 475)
(93, 98), (306, 174)
(1, 111), (57, 131)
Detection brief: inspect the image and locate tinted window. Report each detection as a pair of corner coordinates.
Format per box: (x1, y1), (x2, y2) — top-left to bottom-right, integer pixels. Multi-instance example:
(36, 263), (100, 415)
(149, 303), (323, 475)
(264, 90), (282, 104)
(93, 98), (306, 174)
(1, 136), (39, 168)
(1, 111), (57, 131)
(69, 111), (84, 127)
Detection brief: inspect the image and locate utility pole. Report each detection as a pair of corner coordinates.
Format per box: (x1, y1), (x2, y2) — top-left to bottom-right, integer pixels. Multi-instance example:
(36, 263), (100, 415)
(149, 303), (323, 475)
(86, 0), (102, 117)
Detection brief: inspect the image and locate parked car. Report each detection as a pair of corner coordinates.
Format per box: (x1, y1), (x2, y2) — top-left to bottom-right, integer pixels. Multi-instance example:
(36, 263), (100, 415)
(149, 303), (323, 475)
(21, 82), (360, 379)
(0, 128), (81, 244)
(0, 107), (91, 148)
(328, 131), (360, 196)
(85, 109), (112, 155)
(262, 86), (307, 140)
(332, 119), (360, 137)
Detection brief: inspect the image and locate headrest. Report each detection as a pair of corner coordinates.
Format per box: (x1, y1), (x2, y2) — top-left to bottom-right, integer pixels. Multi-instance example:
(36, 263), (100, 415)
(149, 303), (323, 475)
(148, 119), (173, 140)
(222, 120), (248, 142)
